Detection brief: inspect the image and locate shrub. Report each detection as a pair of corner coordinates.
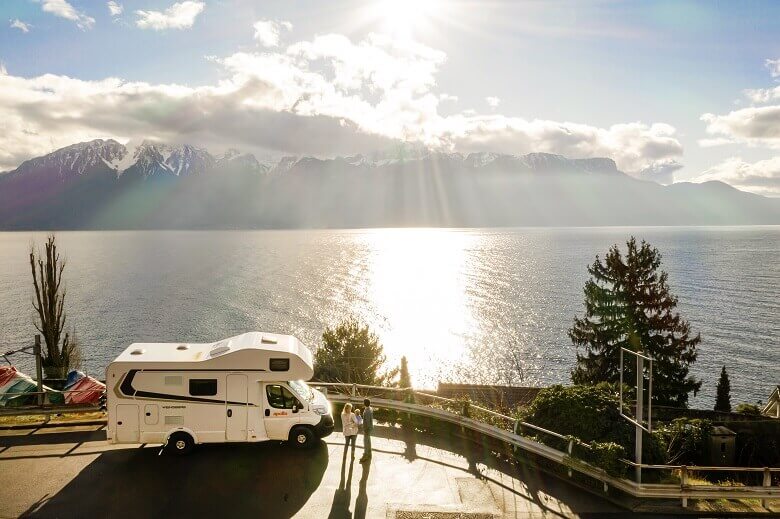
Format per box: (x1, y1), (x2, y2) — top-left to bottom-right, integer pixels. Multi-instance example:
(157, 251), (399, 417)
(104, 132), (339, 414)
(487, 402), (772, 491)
(652, 417), (712, 465)
(735, 403), (761, 416)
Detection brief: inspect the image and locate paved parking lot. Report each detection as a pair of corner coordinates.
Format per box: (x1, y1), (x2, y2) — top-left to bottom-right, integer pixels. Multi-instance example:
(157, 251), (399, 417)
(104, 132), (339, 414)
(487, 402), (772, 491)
(0, 423), (625, 518)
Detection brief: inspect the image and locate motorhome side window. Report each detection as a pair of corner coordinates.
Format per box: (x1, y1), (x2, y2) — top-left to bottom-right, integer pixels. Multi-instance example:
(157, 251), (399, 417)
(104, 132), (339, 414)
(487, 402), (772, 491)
(266, 384), (300, 409)
(189, 379), (218, 396)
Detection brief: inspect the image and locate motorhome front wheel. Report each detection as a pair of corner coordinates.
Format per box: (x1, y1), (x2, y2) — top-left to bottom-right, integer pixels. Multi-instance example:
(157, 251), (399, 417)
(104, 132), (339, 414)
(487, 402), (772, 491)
(289, 426), (314, 449)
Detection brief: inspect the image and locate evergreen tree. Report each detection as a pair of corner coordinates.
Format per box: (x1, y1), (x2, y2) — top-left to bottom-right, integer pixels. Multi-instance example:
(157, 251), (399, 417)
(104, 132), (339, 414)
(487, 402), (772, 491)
(714, 365), (731, 412)
(313, 317), (396, 385)
(570, 237), (702, 407)
(399, 356), (412, 389)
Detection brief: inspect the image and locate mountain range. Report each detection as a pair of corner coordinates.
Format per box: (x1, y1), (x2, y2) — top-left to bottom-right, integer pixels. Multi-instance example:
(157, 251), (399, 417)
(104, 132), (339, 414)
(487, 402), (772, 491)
(0, 139), (778, 229)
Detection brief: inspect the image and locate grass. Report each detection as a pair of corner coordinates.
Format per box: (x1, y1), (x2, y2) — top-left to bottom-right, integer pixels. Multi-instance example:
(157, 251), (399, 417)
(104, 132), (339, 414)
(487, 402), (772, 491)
(0, 410), (106, 427)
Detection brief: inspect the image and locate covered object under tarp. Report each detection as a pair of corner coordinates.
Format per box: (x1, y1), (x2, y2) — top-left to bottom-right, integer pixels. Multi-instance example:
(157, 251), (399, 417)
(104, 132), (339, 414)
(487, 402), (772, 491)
(0, 366), (64, 406)
(63, 370), (105, 404)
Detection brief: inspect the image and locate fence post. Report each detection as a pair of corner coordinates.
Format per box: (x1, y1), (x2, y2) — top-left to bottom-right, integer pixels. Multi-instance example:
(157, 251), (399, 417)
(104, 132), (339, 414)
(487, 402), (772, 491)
(34, 334), (43, 407)
(762, 467), (771, 509)
(351, 384), (356, 398)
(681, 466), (688, 508)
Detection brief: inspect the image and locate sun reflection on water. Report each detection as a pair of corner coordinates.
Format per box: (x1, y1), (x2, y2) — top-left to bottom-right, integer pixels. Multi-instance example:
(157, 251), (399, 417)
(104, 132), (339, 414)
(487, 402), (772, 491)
(354, 228), (479, 387)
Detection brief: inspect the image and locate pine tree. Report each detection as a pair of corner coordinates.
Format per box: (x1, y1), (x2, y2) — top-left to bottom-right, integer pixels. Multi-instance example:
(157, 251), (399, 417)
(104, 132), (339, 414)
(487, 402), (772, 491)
(570, 237), (702, 407)
(399, 356), (412, 389)
(714, 365), (731, 412)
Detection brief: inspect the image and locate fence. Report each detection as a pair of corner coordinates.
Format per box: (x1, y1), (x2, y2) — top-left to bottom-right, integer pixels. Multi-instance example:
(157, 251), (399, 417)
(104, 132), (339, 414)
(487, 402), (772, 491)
(313, 382), (780, 509)
(2, 381), (778, 508)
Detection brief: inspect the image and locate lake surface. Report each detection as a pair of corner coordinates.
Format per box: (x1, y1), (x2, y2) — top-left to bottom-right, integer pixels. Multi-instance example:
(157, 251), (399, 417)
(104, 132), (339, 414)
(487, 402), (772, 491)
(0, 227), (777, 408)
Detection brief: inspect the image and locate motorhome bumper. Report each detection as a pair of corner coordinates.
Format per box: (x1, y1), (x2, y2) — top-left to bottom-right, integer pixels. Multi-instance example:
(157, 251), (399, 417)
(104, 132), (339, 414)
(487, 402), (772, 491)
(315, 414), (334, 438)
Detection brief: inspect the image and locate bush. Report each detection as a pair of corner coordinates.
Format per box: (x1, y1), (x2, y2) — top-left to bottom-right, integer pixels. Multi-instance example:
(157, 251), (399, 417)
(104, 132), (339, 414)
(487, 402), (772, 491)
(735, 403), (762, 416)
(518, 384), (665, 476)
(652, 418), (712, 465)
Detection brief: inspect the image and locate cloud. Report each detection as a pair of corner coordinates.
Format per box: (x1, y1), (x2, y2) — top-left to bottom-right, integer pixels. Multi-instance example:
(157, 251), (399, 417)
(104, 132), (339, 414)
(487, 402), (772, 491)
(485, 96), (500, 109)
(0, 32), (683, 177)
(691, 156), (780, 197)
(135, 1), (204, 30)
(766, 58), (780, 78)
(253, 19), (292, 48)
(702, 105), (780, 148)
(743, 86), (780, 104)
(637, 159), (682, 185)
(107, 1), (123, 17)
(10, 19), (31, 33)
(40, 0), (95, 30)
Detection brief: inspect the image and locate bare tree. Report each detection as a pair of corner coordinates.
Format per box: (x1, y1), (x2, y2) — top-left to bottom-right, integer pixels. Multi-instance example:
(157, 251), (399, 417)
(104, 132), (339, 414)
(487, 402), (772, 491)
(30, 235), (70, 375)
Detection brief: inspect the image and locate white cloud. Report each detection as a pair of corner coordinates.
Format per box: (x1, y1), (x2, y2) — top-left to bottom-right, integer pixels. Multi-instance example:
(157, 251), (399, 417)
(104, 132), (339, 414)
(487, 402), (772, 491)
(692, 156), (780, 197)
(485, 96), (500, 108)
(40, 0), (95, 30)
(637, 159), (682, 185)
(766, 58), (780, 78)
(107, 1), (123, 17)
(10, 19), (31, 33)
(253, 19), (292, 48)
(135, 1), (204, 30)
(744, 86), (780, 104)
(0, 32), (683, 177)
(702, 105), (780, 148)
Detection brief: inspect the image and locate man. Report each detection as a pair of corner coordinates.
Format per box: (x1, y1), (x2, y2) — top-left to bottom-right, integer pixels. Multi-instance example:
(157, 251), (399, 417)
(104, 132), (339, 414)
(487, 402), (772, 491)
(359, 398), (373, 462)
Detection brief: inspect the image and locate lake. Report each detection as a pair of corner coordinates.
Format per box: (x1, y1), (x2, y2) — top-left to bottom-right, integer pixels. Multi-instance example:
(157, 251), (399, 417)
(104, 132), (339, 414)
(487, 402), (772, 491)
(0, 227), (777, 408)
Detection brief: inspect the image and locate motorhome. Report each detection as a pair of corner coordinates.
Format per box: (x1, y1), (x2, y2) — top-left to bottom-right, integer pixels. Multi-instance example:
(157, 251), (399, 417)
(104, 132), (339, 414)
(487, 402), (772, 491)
(106, 332), (334, 454)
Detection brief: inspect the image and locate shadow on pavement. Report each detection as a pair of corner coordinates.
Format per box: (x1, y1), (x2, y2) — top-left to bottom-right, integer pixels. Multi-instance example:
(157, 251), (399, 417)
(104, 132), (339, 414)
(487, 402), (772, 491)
(23, 440), (328, 519)
(0, 428), (106, 448)
(364, 424), (623, 517)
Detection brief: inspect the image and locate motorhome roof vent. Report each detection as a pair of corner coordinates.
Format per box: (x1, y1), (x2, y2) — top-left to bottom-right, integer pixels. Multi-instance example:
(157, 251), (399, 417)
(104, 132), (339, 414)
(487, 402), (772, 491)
(130, 348), (145, 355)
(261, 337), (278, 344)
(176, 344), (189, 351)
(209, 340), (231, 357)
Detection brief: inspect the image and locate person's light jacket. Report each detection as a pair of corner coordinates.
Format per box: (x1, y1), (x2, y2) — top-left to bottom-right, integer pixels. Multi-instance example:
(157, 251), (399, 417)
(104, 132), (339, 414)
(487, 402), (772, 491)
(341, 411), (359, 436)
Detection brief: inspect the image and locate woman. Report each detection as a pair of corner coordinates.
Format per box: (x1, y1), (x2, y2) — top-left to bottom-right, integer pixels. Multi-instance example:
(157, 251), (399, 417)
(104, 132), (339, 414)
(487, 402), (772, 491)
(341, 403), (359, 453)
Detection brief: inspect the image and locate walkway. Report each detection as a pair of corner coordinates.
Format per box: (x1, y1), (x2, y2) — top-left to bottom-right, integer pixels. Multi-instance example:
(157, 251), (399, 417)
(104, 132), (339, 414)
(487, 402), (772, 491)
(0, 423), (626, 518)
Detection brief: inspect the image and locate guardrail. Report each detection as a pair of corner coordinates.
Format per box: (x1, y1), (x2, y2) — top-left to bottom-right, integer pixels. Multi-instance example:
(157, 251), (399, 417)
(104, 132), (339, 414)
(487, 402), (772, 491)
(313, 382), (780, 509)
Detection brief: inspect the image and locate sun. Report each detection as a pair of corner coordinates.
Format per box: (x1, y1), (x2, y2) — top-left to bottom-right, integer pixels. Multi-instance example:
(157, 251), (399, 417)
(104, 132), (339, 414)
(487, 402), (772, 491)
(372, 0), (445, 40)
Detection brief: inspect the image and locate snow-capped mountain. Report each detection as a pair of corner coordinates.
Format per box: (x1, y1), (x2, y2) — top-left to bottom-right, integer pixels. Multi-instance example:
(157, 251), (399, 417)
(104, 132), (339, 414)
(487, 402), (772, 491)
(0, 139), (777, 229)
(6, 139), (127, 182)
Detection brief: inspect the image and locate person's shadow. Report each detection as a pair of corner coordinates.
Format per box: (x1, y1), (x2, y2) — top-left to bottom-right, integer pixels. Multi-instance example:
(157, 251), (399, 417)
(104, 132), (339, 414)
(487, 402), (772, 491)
(353, 457), (371, 519)
(328, 441), (356, 519)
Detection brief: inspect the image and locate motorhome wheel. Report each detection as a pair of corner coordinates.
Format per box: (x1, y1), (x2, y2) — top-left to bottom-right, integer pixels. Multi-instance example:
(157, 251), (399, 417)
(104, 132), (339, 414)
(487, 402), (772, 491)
(289, 426), (314, 449)
(167, 432), (194, 455)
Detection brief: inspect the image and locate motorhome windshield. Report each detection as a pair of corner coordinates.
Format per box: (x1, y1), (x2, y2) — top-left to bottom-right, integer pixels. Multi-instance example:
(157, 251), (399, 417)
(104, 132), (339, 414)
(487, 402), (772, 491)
(288, 380), (314, 402)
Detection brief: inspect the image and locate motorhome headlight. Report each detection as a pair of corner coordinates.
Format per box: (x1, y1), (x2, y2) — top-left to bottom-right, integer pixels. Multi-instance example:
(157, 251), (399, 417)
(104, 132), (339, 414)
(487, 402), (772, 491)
(313, 405), (329, 415)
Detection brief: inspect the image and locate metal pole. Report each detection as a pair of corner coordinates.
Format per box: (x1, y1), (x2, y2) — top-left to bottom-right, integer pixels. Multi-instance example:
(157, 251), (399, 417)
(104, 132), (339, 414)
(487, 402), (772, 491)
(635, 353), (643, 484)
(34, 334), (43, 406)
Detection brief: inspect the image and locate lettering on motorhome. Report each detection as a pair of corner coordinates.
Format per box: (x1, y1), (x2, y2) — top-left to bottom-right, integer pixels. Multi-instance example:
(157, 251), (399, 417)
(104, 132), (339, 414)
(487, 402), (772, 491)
(163, 405), (186, 409)
(273, 411), (288, 416)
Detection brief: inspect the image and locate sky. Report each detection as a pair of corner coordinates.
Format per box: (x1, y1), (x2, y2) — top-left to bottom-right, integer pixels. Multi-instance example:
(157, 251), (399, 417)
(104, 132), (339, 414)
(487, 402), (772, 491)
(1, 0), (780, 196)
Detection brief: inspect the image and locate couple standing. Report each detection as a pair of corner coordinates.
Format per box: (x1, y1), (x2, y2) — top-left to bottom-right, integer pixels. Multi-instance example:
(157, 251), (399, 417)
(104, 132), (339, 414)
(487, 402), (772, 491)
(341, 398), (373, 463)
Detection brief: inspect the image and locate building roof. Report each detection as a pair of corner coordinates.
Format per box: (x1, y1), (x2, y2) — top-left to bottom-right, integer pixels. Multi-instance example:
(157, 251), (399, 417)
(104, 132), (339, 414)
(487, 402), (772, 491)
(711, 425), (737, 436)
(436, 383), (543, 409)
(762, 385), (780, 417)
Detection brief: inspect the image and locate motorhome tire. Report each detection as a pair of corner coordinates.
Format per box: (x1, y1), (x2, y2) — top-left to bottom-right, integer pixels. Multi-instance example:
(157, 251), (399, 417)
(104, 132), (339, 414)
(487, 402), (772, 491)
(167, 432), (194, 455)
(289, 426), (314, 449)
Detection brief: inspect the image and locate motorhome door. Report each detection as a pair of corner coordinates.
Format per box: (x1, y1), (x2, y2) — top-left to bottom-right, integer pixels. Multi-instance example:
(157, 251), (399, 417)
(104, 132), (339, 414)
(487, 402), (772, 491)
(226, 374), (248, 441)
(263, 383), (301, 440)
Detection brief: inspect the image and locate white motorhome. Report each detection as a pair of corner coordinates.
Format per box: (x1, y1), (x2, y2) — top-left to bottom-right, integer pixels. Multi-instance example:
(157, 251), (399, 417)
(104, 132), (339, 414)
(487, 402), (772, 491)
(106, 332), (334, 454)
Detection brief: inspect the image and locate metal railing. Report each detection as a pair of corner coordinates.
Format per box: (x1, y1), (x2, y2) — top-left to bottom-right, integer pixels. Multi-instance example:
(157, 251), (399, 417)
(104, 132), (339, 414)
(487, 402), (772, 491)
(313, 382), (780, 509)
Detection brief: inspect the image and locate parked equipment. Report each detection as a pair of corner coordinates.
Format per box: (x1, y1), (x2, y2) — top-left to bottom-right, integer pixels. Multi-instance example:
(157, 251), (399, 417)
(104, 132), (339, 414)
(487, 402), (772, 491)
(106, 332), (334, 454)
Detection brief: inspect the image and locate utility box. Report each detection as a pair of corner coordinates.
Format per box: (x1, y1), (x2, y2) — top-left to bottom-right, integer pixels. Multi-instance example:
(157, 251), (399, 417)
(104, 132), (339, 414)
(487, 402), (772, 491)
(709, 426), (736, 466)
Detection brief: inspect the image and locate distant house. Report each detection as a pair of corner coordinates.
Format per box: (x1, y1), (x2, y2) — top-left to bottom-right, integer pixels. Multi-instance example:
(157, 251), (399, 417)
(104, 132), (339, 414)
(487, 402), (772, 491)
(762, 385), (780, 418)
(436, 383), (542, 410)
